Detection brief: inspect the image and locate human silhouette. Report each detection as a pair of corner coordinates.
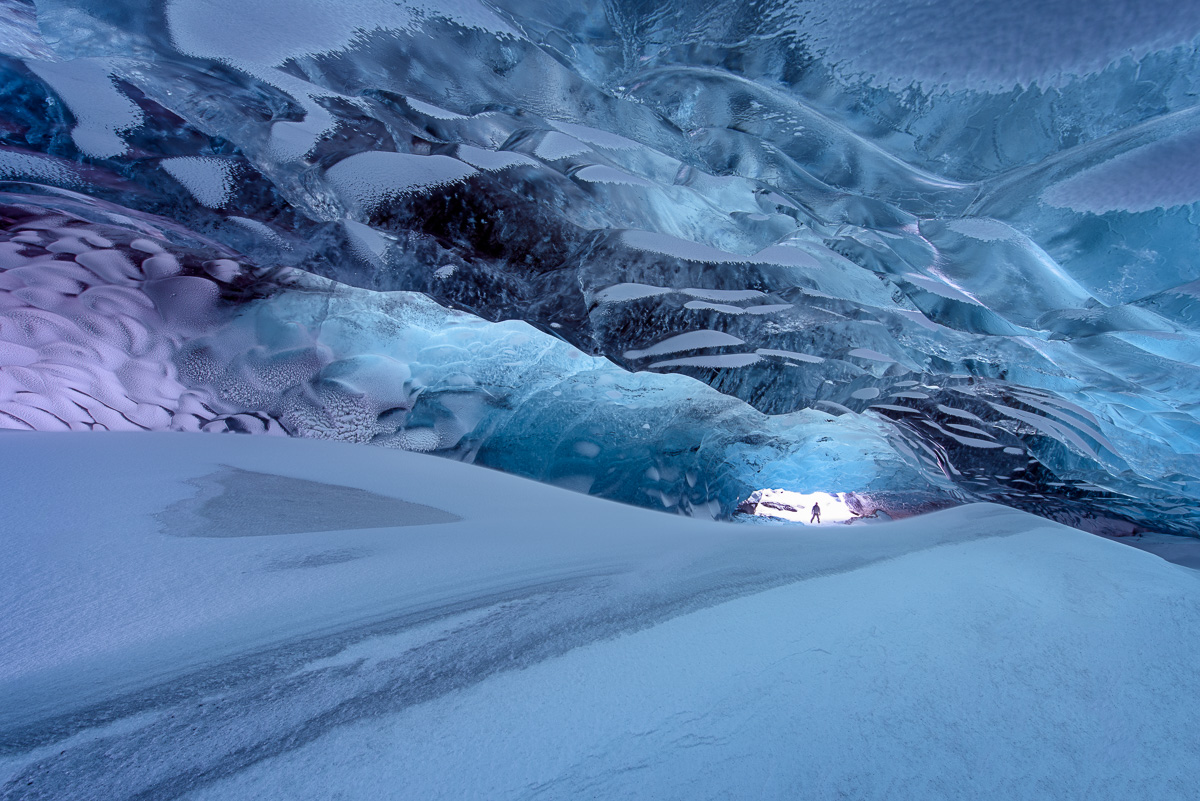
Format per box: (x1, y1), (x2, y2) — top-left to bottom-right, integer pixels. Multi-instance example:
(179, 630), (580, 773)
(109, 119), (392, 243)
(810, 502), (821, 524)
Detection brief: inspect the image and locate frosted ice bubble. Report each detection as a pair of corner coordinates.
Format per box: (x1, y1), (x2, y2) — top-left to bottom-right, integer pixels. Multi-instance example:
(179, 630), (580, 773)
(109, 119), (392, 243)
(623, 330), (745, 360)
(1042, 127), (1200, 214)
(162, 157), (235, 209)
(326, 152), (478, 214)
(25, 58), (142, 159)
(798, 0), (1200, 92)
(649, 353), (761, 369)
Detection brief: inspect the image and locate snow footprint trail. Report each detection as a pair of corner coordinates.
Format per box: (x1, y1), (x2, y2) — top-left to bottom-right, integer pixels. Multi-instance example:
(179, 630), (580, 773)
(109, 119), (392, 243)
(0, 433), (1029, 800)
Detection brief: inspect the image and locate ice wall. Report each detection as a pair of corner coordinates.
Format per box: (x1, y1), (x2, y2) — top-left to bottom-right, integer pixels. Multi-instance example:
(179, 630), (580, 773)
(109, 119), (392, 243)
(1, 0), (1198, 533)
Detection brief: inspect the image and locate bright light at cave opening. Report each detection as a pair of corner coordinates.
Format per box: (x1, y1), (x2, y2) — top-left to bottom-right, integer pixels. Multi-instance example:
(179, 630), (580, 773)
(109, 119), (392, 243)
(750, 489), (857, 524)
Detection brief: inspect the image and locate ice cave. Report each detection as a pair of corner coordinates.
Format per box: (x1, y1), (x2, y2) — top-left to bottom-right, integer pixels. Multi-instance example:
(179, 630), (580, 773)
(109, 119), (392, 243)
(1, 0), (1199, 798)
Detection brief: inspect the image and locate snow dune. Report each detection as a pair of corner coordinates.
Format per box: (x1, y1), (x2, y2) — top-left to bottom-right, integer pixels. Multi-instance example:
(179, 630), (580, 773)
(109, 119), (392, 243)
(1, 432), (1198, 799)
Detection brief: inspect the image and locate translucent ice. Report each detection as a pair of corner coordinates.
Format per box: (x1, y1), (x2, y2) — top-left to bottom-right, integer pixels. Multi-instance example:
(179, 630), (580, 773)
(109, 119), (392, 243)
(0, 0), (1198, 535)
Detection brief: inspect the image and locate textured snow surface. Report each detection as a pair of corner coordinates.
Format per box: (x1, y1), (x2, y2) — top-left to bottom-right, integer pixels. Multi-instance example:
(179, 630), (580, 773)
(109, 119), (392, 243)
(1, 433), (1199, 800)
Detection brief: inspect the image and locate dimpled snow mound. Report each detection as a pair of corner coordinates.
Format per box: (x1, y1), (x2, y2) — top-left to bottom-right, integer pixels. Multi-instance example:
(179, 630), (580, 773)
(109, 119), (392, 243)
(0, 0), (1199, 534)
(0, 192), (283, 434)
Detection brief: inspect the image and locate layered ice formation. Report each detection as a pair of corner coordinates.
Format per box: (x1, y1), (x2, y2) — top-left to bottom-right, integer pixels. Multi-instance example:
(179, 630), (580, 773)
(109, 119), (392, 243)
(1, 0), (1199, 534)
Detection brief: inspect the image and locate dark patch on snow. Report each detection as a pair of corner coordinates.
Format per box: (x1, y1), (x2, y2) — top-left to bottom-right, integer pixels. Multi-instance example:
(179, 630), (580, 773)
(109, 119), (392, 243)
(158, 465), (460, 537)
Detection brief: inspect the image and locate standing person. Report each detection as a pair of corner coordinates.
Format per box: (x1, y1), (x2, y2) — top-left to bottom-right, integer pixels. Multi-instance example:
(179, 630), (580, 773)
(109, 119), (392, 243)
(810, 502), (821, 524)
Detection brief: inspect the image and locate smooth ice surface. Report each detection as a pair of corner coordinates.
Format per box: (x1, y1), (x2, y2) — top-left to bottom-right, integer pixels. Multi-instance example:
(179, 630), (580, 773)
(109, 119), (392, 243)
(1, 433), (1199, 800)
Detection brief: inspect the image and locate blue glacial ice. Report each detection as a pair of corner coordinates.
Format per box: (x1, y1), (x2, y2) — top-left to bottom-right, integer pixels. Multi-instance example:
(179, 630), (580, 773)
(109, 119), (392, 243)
(1, 0), (1199, 536)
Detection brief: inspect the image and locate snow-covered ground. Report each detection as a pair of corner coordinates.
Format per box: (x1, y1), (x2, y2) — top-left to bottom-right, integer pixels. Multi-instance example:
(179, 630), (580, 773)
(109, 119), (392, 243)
(1, 432), (1198, 800)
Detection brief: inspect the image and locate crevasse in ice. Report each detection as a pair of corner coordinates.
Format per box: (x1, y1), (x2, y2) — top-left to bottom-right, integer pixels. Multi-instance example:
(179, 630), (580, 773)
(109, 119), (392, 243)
(1, 0), (1199, 534)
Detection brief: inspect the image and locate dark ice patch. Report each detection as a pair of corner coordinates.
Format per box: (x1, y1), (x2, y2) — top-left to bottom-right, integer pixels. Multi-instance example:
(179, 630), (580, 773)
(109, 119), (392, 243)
(159, 466), (460, 537)
(265, 548), (370, 571)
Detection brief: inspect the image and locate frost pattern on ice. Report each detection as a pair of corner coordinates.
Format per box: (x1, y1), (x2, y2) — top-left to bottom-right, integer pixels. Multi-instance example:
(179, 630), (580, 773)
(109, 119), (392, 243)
(326, 152), (478, 212)
(161, 157), (235, 209)
(797, 0), (1200, 91)
(25, 58), (141, 158)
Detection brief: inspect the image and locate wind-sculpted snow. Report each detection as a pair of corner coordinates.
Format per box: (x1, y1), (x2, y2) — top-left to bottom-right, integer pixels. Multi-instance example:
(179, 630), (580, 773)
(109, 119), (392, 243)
(1, 0), (1199, 535)
(3, 435), (1200, 800)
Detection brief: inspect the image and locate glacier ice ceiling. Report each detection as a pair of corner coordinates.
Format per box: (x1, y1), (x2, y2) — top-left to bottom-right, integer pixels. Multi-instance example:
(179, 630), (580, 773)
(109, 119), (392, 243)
(1, 0), (1199, 535)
